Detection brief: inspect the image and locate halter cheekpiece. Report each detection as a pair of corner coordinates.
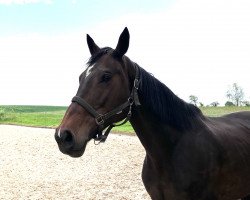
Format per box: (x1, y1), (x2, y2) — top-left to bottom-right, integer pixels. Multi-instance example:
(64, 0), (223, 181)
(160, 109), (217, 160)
(71, 64), (140, 144)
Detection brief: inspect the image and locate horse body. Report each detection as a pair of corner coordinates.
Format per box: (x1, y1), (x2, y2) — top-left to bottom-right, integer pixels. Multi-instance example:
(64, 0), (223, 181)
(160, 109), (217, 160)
(209, 113), (250, 199)
(55, 27), (250, 200)
(131, 104), (250, 199)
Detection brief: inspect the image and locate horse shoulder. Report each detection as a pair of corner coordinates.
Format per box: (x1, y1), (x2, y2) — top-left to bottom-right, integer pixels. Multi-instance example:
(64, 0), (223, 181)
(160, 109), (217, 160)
(142, 126), (221, 199)
(171, 128), (222, 191)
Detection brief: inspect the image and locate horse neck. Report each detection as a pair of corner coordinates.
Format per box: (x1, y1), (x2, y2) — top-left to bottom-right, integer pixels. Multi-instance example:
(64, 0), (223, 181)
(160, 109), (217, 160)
(127, 62), (204, 159)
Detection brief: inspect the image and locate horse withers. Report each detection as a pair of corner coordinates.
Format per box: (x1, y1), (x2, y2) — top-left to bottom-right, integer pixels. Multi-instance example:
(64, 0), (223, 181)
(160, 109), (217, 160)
(55, 27), (250, 200)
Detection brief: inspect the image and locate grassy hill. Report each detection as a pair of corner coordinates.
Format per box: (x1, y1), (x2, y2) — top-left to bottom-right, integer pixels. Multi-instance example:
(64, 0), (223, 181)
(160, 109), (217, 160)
(1, 105), (250, 133)
(0, 105), (66, 128)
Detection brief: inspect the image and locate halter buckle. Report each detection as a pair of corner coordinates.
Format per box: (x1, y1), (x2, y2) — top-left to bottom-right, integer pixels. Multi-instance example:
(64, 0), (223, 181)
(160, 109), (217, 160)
(134, 79), (139, 90)
(95, 115), (104, 125)
(128, 97), (134, 105)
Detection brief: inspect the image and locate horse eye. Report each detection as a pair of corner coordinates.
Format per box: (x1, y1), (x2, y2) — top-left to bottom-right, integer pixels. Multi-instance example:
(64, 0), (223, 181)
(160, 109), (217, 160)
(101, 72), (112, 83)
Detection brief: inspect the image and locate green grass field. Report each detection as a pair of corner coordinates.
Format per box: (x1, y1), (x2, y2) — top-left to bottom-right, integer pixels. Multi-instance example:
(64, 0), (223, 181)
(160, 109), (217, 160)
(0, 105), (66, 128)
(0, 105), (250, 133)
(200, 106), (250, 117)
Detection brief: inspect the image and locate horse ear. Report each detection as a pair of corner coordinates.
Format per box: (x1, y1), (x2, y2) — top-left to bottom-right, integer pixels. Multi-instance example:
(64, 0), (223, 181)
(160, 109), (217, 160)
(86, 34), (100, 55)
(114, 27), (130, 58)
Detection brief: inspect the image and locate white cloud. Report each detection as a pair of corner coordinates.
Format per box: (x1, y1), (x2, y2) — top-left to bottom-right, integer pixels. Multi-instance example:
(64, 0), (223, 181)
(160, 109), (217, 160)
(0, 33), (86, 105)
(70, 0), (77, 4)
(86, 0), (250, 105)
(1, 0), (250, 105)
(0, 0), (52, 5)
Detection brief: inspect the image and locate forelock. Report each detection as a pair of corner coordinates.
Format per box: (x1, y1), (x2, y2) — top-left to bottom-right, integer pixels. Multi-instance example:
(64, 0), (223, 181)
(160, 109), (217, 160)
(87, 47), (113, 67)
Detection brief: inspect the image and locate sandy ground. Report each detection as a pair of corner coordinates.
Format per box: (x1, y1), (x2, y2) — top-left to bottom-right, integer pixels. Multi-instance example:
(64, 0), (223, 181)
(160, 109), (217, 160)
(0, 125), (150, 200)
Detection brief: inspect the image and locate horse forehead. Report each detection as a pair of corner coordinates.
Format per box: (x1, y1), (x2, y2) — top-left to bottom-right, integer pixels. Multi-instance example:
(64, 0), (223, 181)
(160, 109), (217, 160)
(85, 55), (122, 77)
(84, 63), (102, 78)
(98, 54), (121, 67)
(85, 65), (94, 78)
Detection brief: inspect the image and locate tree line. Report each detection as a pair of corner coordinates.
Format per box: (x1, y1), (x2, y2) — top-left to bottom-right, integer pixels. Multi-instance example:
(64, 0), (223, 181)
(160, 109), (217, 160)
(189, 83), (250, 107)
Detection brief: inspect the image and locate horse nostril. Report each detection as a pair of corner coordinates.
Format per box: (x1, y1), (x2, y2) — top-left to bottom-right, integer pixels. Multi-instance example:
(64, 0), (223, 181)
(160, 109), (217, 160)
(63, 130), (73, 142)
(60, 130), (74, 149)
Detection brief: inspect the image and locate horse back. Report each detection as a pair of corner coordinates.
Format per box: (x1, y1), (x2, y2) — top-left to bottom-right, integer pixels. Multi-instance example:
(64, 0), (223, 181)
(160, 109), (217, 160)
(208, 110), (250, 164)
(206, 111), (250, 199)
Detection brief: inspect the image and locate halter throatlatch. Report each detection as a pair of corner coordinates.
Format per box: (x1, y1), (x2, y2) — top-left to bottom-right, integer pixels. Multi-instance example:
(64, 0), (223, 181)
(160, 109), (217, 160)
(71, 64), (140, 144)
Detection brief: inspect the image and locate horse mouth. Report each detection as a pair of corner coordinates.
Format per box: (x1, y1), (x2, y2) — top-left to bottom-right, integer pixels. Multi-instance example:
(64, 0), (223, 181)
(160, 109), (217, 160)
(67, 149), (85, 158)
(58, 144), (87, 158)
(55, 134), (88, 158)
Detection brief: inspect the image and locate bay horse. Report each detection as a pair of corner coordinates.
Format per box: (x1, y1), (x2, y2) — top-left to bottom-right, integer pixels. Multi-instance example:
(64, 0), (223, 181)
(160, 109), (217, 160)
(55, 27), (250, 200)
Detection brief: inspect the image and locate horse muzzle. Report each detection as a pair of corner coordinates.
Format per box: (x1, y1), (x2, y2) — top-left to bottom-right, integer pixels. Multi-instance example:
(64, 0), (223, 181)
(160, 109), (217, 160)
(54, 128), (87, 158)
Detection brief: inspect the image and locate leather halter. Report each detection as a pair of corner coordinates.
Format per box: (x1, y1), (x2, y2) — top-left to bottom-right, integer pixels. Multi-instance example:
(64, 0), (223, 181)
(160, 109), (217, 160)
(71, 64), (140, 143)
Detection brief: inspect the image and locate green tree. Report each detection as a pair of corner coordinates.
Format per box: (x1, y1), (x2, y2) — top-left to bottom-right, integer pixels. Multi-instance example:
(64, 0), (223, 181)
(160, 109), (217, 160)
(225, 101), (235, 107)
(226, 83), (244, 106)
(199, 102), (204, 107)
(242, 101), (250, 107)
(210, 101), (219, 107)
(189, 95), (198, 106)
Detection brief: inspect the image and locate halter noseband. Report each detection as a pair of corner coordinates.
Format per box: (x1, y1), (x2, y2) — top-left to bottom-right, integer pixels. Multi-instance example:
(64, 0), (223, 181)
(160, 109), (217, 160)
(71, 64), (140, 143)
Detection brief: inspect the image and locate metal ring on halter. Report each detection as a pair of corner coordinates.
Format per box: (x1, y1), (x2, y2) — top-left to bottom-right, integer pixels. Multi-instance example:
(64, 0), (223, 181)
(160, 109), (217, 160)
(95, 115), (105, 125)
(134, 79), (139, 90)
(128, 97), (134, 105)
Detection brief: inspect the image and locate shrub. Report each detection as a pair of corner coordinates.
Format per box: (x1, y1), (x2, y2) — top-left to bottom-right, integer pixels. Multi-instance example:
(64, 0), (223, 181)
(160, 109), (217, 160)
(210, 102), (219, 107)
(0, 108), (5, 120)
(242, 101), (250, 107)
(225, 101), (235, 107)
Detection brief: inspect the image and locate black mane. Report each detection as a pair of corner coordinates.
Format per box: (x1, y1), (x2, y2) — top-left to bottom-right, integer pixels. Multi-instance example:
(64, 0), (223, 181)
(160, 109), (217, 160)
(136, 64), (203, 130)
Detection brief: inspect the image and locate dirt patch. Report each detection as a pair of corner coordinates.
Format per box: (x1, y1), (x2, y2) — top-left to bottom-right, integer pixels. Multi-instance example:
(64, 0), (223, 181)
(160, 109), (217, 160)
(0, 125), (150, 200)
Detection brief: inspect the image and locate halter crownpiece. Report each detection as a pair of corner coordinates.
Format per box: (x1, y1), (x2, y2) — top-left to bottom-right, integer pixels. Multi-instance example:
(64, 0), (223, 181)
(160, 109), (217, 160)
(71, 64), (140, 143)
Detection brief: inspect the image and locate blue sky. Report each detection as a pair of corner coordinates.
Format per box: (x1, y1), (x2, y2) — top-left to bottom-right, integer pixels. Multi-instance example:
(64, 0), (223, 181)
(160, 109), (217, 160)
(0, 0), (250, 106)
(0, 0), (174, 35)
